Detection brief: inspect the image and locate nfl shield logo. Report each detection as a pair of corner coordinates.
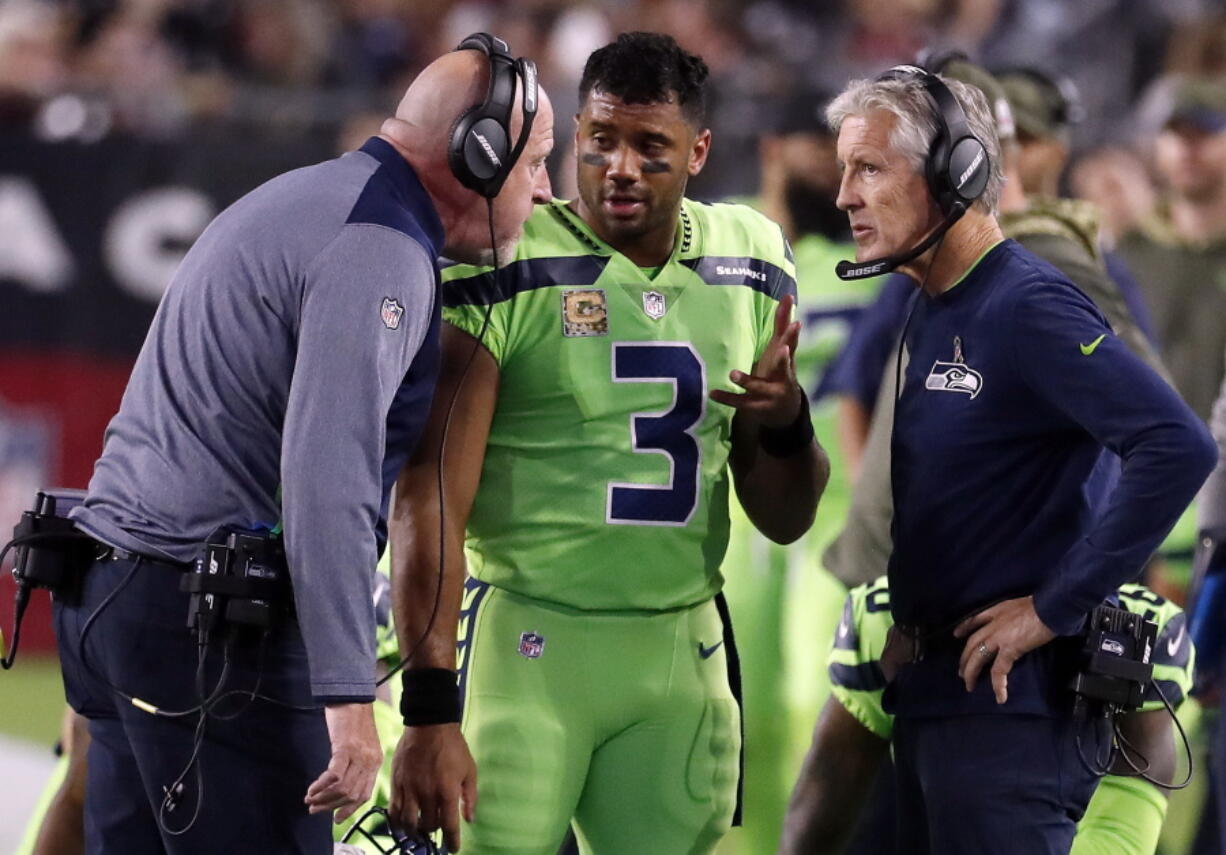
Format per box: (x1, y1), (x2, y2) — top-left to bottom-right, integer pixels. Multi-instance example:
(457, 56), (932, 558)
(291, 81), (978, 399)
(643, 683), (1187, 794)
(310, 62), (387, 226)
(518, 631), (545, 659)
(381, 297), (404, 330)
(642, 290), (666, 320)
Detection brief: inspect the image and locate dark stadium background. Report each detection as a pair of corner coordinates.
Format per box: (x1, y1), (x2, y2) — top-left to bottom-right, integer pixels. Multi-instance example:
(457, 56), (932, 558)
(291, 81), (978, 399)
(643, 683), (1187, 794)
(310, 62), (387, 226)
(1, 0), (1224, 851)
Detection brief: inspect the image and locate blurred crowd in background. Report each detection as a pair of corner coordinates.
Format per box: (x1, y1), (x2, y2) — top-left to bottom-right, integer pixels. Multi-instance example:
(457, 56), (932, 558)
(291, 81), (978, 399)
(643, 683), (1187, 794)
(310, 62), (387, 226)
(6, 2), (1226, 853)
(2, 0), (1226, 199)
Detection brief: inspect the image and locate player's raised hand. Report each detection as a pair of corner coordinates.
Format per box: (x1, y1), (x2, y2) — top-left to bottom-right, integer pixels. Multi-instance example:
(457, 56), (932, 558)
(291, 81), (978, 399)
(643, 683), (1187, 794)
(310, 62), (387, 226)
(709, 293), (802, 427)
(389, 723), (477, 852)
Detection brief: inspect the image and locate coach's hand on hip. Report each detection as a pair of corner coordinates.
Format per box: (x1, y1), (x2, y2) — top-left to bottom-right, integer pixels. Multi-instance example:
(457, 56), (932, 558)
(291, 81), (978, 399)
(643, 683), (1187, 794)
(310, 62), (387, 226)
(954, 596), (1056, 704)
(305, 702), (383, 822)
(389, 723), (478, 852)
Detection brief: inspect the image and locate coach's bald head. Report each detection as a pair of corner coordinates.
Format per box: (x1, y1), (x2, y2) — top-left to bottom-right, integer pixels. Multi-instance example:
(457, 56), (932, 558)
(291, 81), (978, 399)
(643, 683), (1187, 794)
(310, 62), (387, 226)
(389, 50), (487, 147)
(379, 46), (554, 265)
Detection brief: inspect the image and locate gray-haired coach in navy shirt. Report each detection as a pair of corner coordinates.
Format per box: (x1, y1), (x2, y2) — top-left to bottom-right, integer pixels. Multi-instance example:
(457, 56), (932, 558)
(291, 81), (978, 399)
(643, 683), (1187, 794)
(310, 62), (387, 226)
(57, 44), (554, 852)
(827, 66), (1216, 854)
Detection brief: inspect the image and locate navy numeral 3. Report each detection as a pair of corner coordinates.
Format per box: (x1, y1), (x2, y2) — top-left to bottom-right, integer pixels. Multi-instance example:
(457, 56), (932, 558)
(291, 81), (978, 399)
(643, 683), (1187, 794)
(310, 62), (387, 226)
(607, 342), (706, 525)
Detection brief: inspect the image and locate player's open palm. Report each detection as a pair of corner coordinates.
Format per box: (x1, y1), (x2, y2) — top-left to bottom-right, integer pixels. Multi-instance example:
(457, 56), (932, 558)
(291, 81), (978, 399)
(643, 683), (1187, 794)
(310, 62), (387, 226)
(389, 723), (477, 852)
(709, 293), (802, 427)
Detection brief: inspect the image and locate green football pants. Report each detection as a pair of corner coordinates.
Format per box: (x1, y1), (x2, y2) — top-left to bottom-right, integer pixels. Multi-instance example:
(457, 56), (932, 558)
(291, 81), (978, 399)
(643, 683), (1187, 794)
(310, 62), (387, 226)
(458, 578), (741, 855)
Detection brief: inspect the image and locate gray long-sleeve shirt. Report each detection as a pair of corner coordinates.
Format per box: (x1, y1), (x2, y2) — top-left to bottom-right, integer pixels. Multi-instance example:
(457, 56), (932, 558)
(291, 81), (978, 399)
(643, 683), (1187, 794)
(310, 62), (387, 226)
(73, 137), (443, 700)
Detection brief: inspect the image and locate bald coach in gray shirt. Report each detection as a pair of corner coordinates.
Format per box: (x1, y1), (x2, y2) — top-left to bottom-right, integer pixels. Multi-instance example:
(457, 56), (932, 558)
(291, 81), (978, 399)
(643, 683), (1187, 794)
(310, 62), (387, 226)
(56, 40), (554, 852)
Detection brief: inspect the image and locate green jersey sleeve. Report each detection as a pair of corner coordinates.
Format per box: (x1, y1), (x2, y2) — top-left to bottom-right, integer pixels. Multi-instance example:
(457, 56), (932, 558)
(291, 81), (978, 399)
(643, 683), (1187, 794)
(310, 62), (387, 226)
(826, 576), (894, 740)
(1071, 774), (1167, 855)
(1116, 584), (1195, 711)
(743, 210), (796, 359)
(441, 261), (511, 363)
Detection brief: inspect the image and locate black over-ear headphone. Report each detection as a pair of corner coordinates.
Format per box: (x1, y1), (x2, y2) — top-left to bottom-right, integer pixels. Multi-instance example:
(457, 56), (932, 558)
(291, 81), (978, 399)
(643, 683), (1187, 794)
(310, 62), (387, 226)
(877, 63), (990, 217)
(448, 33), (538, 199)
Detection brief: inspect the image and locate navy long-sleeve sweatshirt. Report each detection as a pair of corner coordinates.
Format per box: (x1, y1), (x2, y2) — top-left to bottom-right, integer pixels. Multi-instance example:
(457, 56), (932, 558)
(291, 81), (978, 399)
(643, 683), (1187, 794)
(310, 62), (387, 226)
(888, 239), (1215, 717)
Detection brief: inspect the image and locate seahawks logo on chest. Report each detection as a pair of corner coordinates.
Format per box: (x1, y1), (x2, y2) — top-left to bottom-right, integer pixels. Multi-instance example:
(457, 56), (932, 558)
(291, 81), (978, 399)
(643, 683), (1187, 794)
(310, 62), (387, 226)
(924, 335), (984, 399)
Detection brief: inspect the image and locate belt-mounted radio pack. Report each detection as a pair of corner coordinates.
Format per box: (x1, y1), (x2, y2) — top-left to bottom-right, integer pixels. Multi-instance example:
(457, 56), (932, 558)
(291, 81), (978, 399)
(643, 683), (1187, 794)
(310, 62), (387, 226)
(1068, 601), (1194, 788)
(182, 527), (291, 641)
(2, 489), (95, 668)
(3, 492), (302, 837)
(1070, 602), (1158, 715)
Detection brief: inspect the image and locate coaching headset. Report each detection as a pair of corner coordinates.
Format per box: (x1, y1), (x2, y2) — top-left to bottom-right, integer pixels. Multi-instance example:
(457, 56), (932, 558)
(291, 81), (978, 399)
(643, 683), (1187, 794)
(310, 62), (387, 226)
(449, 33), (538, 199)
(835, 61), (992, 280)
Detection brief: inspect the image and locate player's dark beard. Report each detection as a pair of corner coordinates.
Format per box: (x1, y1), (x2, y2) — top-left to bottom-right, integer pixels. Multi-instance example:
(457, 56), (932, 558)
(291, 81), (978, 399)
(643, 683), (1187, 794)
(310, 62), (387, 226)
(784, 177), (849, 241)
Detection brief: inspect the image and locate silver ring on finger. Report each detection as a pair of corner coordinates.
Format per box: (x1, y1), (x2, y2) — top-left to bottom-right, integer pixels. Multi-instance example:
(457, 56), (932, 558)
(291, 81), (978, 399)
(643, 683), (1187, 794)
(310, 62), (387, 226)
(977, 642), (991, 657)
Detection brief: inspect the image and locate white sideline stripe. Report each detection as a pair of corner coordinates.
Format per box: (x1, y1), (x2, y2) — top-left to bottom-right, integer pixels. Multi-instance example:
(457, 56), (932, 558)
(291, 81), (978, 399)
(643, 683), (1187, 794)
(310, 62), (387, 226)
(0, 735), (58, 849)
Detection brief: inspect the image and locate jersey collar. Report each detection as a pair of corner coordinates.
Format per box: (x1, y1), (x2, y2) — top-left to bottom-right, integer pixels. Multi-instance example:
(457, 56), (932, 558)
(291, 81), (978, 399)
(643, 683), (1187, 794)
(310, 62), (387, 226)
(552, 199), (694, 270)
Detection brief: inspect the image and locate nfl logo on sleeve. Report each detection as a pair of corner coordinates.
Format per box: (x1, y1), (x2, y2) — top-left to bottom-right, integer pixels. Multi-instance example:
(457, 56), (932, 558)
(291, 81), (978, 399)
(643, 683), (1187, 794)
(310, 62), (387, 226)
(381, 297), (405, 330)
(518, 631), (545, 659)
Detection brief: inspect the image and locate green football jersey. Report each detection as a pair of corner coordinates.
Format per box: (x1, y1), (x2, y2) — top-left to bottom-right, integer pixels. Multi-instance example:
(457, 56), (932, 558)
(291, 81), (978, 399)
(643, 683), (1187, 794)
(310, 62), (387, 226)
(442, 198), (795, 611)
(827, 578), (1196, 740)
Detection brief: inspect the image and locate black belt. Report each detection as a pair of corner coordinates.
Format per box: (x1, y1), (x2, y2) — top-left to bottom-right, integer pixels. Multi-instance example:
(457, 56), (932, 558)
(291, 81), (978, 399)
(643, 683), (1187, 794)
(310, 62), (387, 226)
(96, 544), (191, 573)
(894, 623), (965, 663)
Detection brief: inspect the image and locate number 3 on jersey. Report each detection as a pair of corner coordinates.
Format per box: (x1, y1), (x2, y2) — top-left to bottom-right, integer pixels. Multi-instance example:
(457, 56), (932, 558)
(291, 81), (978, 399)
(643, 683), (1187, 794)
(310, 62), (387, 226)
(606, 342), (706, 526)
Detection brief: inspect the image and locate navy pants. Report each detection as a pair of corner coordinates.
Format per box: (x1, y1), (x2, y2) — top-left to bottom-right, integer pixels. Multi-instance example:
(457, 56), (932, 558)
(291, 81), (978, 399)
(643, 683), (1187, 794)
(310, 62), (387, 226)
(54, 553), (331, 854)
(892, 714), (1104, 855)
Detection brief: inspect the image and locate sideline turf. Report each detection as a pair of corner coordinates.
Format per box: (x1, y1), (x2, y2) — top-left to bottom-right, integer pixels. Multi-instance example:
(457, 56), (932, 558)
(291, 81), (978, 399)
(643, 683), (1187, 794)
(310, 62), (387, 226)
(0, 656), (65, 747)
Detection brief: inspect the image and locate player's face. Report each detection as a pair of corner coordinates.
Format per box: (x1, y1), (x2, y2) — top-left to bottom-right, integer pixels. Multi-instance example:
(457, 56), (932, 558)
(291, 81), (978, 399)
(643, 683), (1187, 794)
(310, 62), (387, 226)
(573, 90), (710, 249)
(835, 110), (940, 261)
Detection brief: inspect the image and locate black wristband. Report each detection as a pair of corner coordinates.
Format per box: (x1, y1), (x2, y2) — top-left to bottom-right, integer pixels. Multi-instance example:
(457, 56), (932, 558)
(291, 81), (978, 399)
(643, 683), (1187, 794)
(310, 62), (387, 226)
(399, 668), (461, 726)
(758, 390), (814, 457)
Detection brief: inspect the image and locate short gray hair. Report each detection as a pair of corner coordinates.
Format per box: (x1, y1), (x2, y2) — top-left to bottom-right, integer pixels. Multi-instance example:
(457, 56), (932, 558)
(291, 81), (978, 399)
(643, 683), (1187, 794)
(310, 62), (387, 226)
(826, 73), (1004, 216)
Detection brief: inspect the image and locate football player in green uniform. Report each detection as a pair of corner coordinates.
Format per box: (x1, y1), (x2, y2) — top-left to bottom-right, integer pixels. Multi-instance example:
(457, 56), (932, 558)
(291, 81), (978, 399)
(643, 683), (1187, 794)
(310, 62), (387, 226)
(386, 32), (828, 855)
(780, 578), (1194, 855)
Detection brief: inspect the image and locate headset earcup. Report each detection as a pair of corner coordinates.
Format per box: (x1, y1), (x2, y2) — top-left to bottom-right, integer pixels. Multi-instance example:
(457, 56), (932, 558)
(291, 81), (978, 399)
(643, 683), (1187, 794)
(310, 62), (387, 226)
(448, 107), (482, 194)
(926, 131), (953, 214)
(448, 32), (528, 199)
(947, 136), (989, 204)
(463, 117), (510, 183)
